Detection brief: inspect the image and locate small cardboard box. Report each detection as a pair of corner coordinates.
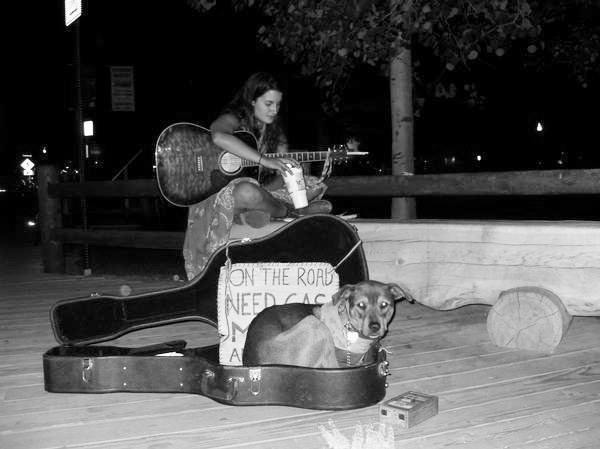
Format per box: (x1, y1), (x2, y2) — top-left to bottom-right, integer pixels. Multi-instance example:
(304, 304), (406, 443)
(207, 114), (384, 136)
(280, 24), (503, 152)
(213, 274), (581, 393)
(379, 391), (438, 430)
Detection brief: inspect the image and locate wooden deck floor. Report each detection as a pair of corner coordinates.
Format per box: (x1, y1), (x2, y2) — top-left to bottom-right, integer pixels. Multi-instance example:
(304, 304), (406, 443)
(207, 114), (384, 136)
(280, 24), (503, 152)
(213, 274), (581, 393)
(1, 236), (599, 449)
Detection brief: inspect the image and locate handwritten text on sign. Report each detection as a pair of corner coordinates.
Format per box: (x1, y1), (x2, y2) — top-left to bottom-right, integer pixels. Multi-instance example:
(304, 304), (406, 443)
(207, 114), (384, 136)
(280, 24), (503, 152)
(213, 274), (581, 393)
(217, 262), (339, 365)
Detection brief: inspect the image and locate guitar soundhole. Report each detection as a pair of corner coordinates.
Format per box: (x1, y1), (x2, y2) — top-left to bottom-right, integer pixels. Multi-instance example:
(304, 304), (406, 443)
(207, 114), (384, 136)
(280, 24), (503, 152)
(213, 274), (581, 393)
(219, 152), (242, 175)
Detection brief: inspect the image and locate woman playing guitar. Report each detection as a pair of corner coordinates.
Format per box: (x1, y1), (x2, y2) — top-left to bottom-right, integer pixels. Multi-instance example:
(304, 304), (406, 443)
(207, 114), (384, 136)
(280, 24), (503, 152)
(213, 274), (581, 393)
(183, 72), (332, 280)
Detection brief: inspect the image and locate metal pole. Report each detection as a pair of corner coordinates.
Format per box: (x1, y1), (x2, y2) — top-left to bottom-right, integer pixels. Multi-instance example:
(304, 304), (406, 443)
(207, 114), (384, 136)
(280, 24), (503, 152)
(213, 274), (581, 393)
(74, 20), (91, 275)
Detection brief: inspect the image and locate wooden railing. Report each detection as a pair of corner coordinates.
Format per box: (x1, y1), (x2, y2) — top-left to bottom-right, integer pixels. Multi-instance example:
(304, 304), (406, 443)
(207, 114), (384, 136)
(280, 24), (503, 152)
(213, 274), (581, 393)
(37, 164), (600, 273)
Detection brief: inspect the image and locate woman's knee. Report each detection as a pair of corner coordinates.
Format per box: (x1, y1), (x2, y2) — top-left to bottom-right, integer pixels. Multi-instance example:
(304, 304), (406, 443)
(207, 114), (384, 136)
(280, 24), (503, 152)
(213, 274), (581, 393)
(233, 182), (265, 208)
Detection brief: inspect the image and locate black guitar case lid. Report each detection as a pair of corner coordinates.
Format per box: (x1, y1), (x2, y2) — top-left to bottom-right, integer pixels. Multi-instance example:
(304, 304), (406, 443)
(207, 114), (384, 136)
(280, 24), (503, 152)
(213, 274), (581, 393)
(43, 215), (391, 410)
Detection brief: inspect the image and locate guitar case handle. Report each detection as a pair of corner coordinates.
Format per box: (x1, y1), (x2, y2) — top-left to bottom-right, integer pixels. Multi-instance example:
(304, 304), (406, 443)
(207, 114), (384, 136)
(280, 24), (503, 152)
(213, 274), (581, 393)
(201, 369), (241, 402)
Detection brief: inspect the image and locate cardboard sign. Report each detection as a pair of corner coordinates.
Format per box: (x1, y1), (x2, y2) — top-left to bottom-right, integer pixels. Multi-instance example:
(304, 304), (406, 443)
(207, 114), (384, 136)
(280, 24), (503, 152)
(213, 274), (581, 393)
(217, 262), (339, 365)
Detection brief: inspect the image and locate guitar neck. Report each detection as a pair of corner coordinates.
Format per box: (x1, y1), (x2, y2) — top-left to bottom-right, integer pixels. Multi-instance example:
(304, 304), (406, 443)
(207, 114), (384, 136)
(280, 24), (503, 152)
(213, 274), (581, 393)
(241, 151), (330, 167)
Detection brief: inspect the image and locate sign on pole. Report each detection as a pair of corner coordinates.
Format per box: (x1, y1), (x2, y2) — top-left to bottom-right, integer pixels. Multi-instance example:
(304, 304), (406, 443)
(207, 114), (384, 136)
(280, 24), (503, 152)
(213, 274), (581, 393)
(65, 0), (82, 27)
(110, 66), (136, 112)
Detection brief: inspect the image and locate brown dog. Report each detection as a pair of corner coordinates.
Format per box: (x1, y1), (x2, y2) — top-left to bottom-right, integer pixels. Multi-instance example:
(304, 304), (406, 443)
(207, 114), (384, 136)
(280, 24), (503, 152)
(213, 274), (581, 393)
(242, 280), (413, 368)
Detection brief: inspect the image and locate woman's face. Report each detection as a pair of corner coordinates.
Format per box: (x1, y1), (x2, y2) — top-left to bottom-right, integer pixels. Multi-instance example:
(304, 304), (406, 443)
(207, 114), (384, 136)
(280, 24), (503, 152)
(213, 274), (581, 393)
(252, 89), (282, 124)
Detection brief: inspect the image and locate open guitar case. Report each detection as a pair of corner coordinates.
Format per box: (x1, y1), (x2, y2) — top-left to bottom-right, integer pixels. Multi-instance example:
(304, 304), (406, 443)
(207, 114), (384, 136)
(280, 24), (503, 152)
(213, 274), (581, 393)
(43, 215), (390, 410)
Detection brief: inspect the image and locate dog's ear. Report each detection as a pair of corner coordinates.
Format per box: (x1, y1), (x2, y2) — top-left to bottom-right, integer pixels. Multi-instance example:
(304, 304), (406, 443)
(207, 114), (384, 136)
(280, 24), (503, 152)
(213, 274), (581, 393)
(387, 283), (414, 303)
(332, 284), (356, 305)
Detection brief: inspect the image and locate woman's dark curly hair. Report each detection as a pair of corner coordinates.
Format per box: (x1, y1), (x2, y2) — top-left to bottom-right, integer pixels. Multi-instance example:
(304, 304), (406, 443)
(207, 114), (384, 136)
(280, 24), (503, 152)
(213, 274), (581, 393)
(224, 72), (285, 154)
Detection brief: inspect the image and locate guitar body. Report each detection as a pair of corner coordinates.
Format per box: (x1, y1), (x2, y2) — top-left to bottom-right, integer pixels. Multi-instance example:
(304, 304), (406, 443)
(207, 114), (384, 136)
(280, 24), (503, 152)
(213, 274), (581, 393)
(155, 122), (258, 207)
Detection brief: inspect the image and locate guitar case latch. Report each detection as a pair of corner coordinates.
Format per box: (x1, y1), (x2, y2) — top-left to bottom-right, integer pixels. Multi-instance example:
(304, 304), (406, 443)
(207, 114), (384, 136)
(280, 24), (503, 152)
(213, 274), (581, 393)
(249, 368), (262, 396)
(81, 358), (94, 383)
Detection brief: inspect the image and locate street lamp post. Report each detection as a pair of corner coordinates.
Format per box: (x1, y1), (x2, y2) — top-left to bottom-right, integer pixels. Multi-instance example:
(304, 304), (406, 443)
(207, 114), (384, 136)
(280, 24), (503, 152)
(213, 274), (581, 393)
(66, 0), (91, 275)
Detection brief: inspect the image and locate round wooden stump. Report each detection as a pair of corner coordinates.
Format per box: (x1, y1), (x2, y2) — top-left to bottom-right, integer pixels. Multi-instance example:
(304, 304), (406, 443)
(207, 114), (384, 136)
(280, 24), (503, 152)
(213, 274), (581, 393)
(487, 286), (572, 353)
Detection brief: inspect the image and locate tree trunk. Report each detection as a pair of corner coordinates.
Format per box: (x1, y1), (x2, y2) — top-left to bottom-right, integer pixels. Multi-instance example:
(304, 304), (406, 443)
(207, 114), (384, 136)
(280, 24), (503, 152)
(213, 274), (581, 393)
(389, 46), (416, 219)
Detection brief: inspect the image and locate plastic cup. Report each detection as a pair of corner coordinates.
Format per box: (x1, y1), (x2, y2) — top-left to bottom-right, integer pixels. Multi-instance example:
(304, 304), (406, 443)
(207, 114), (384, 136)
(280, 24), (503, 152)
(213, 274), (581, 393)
(282, 166), (308, 209)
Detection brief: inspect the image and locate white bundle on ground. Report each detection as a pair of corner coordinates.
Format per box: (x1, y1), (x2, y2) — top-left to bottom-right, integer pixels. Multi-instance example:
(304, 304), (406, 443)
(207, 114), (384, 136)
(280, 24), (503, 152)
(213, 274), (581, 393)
(318, 419), (394, 449)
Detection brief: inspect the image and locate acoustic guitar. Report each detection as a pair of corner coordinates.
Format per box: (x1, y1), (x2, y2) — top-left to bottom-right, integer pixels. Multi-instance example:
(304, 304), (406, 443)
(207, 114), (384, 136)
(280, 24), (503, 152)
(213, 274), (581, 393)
(155, 122), (367, 207)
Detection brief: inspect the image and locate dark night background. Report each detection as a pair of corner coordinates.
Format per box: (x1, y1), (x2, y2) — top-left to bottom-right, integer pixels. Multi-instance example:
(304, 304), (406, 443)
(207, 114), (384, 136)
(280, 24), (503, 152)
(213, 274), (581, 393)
(1, 0), (599, 242)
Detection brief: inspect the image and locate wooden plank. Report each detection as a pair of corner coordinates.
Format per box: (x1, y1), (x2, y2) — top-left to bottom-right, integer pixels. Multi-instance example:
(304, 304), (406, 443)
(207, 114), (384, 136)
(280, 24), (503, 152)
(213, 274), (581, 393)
(48, 169), (600, 202)
(13, 383), (596, 449)
(392, 399), (600, 449)
(2, 309), (597, 448)
(326, 169), (600, 197)
(3, 237), (600, 449)
(5, 345), (598, 434)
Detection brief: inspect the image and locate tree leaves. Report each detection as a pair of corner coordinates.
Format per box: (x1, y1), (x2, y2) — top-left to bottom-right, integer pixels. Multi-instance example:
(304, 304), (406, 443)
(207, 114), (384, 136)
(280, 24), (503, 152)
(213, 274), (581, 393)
(187, 0), (599, 106)
(232, 0), (548, 107)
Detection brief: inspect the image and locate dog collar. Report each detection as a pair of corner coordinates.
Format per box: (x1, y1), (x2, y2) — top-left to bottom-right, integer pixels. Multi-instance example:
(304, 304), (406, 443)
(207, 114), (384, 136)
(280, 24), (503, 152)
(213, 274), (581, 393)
(345, 328), (376, 352)
(342, 325), (377, 366)
(340, 303), (370, 339)
(339, 302), (359, 331)
(344, 322), (359, 338)
(321, 301), (378, 366)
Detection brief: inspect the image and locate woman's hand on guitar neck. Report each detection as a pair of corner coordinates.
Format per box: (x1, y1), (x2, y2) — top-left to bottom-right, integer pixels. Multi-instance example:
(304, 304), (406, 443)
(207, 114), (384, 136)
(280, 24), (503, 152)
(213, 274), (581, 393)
(261, 157), (299, 176)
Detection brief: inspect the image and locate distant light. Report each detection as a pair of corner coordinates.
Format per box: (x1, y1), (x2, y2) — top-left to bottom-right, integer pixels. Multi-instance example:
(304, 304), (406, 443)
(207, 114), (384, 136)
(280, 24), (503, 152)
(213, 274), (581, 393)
(476, 155), (482, 162)
(26, 220), (37, 228)
(536, 121), (543, 132)
(83, 120), (94, 137)
(0, 188), (6, 193)
(42, 147), (47, 154)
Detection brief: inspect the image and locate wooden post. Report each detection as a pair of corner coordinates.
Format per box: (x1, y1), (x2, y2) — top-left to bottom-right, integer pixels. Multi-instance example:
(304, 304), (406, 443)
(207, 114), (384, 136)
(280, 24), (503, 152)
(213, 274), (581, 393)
(389, 44), (416, 219)
(37, 165), (65, 273)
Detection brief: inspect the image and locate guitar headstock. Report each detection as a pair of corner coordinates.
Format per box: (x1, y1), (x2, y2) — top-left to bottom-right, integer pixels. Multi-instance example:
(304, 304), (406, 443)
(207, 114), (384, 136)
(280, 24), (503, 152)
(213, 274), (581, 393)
(328, 144), (369, 164)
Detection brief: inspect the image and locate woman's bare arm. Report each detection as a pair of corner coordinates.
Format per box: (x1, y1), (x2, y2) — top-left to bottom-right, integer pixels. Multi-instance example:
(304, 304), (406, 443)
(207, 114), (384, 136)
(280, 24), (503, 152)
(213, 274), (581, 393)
(210, 113), (295, 175)
(210, 113), (263, 164)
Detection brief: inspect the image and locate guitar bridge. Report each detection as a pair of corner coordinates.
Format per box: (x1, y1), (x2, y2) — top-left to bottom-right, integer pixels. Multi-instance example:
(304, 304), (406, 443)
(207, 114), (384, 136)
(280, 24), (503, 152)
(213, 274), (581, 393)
(196, 153), (203, 173)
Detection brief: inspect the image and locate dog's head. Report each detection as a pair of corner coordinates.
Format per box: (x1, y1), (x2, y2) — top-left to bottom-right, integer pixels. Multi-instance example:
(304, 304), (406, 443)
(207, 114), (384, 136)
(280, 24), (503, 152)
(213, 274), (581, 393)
(332, 280), (413, 339)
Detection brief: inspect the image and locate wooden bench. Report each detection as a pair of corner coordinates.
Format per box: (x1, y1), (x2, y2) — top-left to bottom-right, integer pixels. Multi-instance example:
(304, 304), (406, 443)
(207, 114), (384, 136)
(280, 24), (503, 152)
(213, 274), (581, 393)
(233, 218), (600, 353)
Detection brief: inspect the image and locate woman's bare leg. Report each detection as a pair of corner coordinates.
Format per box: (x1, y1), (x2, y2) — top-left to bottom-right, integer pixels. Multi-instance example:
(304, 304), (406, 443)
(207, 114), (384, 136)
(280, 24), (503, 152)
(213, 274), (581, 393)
(233, 182), (288, 218)
(233, 181), (331, 228)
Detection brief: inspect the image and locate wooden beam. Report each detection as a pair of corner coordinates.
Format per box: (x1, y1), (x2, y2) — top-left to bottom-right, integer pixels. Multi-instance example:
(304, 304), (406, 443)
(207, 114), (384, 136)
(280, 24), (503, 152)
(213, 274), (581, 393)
(53, 228), (184, 250)
(357, 219), (600, 316)
(326, 168), (600, 197)
(48, 168), (600, 200)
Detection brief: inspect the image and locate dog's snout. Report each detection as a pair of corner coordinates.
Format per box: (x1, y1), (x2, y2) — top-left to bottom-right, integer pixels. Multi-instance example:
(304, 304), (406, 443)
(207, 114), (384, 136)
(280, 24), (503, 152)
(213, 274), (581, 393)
(369, 322), (380, 332)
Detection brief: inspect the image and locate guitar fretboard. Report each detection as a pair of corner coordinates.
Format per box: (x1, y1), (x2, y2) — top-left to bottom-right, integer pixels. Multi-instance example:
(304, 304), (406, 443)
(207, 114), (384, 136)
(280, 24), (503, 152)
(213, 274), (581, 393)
(240, 151), (331, 167)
